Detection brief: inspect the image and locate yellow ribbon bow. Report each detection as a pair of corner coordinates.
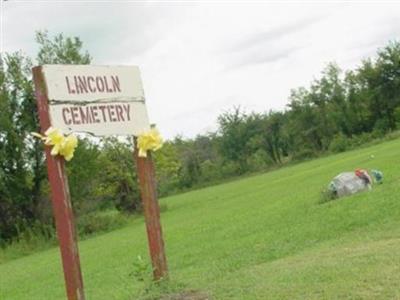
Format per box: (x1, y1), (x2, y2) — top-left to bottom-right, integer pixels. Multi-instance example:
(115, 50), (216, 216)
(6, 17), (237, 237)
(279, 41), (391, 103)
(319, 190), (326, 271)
(137, 128), (163, 157)
(32, 127), (78, 161)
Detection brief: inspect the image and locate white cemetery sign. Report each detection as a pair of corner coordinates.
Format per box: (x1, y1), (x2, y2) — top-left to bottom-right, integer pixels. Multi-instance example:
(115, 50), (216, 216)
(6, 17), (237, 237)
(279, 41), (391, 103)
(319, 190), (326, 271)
(42, 65), (150, 136)
(32, 64), (167, 300)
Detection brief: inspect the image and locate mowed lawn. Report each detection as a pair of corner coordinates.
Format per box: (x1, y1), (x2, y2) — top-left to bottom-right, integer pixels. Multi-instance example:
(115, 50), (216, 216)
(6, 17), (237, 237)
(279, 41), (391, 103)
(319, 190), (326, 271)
(1, 139), (400, 300)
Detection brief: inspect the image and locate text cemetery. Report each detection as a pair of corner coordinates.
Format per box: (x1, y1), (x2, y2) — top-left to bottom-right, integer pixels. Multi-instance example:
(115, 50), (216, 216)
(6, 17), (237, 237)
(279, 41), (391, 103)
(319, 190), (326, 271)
(61, 104), (131, 125)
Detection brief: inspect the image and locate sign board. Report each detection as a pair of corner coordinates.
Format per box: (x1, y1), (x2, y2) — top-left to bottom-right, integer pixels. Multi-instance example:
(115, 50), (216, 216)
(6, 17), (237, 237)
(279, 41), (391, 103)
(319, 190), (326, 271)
(33, 64), (167, 300)
(42, 65), (150, 136)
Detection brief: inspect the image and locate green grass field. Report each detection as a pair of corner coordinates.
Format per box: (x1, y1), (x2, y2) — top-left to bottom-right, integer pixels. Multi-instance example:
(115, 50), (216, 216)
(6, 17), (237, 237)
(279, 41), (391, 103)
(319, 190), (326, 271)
(1, 138), (400, 300)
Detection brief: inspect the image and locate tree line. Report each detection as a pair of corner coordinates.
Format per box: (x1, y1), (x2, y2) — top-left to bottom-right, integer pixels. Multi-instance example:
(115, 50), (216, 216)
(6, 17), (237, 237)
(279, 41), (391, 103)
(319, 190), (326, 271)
(1, 31), (399, 245)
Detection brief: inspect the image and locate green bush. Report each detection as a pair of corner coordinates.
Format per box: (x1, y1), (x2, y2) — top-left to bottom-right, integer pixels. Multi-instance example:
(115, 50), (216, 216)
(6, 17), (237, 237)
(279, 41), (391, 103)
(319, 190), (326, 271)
(0, 220), (56, 263)
(329, 134), (349, 153)
(372, 118), (389, 138)
(220, 161), (241, 177)
(199, 159), (222, 183)
(77, 211), (130, 237)
(350, 132), (373, 147)
(0, 210), (133, 263)
(292, 148), (316, 161)
(247, 149), (273, 172)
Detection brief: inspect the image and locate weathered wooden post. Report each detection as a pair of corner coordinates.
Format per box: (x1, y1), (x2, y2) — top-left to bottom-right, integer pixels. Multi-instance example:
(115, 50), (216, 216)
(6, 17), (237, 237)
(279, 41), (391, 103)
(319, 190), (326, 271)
(134, 140), (168, 280)
(32, 66), (85, 300)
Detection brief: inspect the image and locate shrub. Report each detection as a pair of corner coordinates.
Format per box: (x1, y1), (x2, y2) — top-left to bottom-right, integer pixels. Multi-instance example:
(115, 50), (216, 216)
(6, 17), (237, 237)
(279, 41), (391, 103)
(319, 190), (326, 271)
(372, 118), (389, 138)
(199, 159), (222, 183)
(220, 161), (241, 177)
(130, 255), (152, 282)
(329, 134), (349, 153)
(350, 132), (373, 147)
(292, 148), (316, 161)
(0, 220), (56, 263)
(77, 211), (130, 237)
(246, 149), (273, 172)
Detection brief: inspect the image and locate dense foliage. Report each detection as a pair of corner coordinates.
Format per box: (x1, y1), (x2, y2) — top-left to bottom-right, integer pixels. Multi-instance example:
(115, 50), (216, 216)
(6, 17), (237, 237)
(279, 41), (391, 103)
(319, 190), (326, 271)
(1, 32), (400, 246)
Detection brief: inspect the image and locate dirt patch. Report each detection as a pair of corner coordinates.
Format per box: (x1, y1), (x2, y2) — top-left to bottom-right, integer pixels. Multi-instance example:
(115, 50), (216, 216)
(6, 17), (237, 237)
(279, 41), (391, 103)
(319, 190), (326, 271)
(159, 290), (210, 300)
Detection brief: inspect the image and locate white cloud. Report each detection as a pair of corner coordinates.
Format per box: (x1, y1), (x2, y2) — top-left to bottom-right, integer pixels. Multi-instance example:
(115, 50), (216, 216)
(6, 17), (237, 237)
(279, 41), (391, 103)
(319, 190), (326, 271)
(3, 1), (400, 139)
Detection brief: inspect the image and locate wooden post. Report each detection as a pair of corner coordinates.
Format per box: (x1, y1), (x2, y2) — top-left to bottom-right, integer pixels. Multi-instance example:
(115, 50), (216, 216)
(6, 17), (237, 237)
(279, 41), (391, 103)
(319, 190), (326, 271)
(134, 140), (168, 280)
(32, 66), (85, 300)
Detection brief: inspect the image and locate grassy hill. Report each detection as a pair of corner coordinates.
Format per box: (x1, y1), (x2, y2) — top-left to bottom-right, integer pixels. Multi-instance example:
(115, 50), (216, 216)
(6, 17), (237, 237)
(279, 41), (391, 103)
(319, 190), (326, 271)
(1, 138), (400, 300)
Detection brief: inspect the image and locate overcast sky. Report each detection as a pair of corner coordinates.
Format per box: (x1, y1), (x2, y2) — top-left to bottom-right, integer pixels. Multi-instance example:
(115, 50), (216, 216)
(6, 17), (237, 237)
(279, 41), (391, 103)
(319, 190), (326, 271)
(2, 1), (400, 139)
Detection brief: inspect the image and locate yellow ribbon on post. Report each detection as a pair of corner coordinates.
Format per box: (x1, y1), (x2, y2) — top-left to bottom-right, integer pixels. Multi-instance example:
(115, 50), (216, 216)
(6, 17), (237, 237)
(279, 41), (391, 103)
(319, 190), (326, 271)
(137, 128), (163, 157)
(32, 127), (78, 161)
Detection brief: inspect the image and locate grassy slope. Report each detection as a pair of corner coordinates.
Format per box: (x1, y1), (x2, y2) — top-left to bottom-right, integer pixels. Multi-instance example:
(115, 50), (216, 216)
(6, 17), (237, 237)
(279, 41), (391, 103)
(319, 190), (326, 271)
(1, 139), (400, 300)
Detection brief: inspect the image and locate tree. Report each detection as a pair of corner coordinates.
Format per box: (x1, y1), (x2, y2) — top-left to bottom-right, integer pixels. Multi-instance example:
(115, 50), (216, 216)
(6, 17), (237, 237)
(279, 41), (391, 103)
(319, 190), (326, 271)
(36, 31), (91, 65)
(0, 55), (31, 241)
(374, 41), (400, 130)
(100, 138), (141, 213)
(154, 141), (180, 195)
(217, 107), (252, 173)
(0, 31), (92, 242)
